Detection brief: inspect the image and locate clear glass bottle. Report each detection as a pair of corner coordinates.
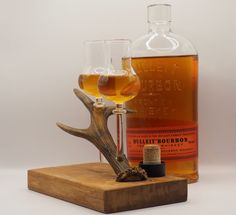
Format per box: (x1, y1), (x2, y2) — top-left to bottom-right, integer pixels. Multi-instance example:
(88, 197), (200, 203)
(126, 4), (198, 183)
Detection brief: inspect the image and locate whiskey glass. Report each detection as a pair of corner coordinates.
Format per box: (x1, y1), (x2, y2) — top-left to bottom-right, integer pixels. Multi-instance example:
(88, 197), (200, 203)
(78, 40), (105, 107)
(78, 40), (106, 163)
(98, 39), (140, 161)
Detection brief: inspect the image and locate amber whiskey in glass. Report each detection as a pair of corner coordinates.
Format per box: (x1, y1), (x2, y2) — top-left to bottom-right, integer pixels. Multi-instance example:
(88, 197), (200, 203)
(79, 74), (101, 97)
(98, 74), (140, 104)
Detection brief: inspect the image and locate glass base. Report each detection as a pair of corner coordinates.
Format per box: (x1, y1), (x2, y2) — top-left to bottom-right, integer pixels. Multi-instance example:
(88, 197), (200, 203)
(94, 98), (105, 108)
(112, 104), (127, 114)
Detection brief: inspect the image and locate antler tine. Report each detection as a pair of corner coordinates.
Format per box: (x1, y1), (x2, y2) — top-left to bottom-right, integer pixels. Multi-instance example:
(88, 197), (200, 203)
(56, 122), (90, 140)
(73, 88), (94, 111)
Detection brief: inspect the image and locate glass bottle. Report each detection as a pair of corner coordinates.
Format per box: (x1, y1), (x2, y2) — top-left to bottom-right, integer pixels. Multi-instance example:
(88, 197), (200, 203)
(125, 4), (198, 183)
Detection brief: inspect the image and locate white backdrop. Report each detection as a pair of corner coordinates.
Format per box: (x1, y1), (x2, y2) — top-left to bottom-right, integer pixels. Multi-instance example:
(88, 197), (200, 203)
(0, 0), (236, 169)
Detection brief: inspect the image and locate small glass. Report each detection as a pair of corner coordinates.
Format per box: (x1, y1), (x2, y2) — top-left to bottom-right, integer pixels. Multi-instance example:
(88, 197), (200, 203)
(78, 40), (106, 162)
(98, 39), (140, 161)
(78, 40), (105, 107)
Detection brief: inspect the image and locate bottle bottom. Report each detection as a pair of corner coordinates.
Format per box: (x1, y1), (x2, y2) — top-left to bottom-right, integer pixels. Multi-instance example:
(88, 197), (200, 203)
(130, 157), (198, 184)
(178, 172), (198, 183)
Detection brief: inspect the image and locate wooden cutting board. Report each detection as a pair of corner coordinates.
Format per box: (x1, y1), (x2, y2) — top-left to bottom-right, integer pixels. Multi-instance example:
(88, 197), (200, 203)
(28, 163), (187, 213)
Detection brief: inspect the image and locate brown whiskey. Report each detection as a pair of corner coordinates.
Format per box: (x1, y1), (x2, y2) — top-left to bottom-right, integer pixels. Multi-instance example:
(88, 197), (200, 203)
(79, 74), (101, 97)
(98, 74), (140, 104)
(126, 55), (198, 183)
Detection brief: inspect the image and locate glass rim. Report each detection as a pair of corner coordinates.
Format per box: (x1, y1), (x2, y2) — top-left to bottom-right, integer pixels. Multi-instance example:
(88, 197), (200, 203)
(104, 39), (131, 44)
(83, 40), (105, 45)
(147, 3), (171, 8)
(84, 39), (132, 44)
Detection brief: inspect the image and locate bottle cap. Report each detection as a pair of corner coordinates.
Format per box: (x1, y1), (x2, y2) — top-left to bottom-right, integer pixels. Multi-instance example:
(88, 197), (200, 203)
(139, 144), (166, 177)
(147, 4), (171, 23)
(139, 161), (165, 177)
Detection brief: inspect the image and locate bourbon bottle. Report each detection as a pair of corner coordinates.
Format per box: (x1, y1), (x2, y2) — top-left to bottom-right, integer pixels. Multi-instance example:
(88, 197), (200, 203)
(126, 4), (198, 183)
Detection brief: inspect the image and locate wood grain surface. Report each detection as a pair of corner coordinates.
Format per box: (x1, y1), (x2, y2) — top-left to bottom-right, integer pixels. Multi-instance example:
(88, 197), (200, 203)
(28, 163), (187, 213)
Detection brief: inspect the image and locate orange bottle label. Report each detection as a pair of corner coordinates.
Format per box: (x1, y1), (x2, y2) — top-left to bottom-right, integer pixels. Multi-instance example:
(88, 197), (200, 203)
(127, 124), (198, 161)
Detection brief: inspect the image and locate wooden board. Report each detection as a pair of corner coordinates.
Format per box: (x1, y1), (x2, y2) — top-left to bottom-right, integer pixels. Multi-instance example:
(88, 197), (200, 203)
(28, 163), (187, 213)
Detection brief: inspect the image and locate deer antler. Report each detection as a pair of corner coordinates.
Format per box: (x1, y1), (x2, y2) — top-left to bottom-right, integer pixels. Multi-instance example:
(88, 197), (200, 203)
(57, 88), (147, 181)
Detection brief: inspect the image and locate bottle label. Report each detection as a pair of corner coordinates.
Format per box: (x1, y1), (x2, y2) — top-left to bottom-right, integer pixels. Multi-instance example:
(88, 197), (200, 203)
(127, 124), (198, 161)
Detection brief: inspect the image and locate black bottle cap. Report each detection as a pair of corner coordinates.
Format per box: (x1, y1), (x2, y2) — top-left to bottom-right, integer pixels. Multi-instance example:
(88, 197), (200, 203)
(139, 161), (166, 177)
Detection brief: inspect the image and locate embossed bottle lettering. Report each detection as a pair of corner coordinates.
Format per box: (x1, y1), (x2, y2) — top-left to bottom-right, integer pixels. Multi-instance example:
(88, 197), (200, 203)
(126, 4), (198, 183)
(126, 55), (198, 182)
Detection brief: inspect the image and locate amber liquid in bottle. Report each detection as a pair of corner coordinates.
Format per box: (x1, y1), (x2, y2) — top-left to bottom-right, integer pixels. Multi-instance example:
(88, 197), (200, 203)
(126, 55), (198, 183)
(98, 74), (140, 104)
(79, 74), (101, 97)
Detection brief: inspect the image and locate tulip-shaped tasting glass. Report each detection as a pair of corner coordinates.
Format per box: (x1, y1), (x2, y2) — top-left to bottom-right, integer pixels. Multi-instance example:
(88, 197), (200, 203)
(78, 40), (105, 107)
(98, 39), (141, 161)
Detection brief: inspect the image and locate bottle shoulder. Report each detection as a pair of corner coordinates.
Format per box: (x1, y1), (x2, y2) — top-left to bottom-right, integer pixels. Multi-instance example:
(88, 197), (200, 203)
(132, 32), (197, 57)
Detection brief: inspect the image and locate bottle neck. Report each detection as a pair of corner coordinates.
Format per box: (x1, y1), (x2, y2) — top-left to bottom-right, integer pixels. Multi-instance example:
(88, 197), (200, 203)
(148, 21), (171, 33)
